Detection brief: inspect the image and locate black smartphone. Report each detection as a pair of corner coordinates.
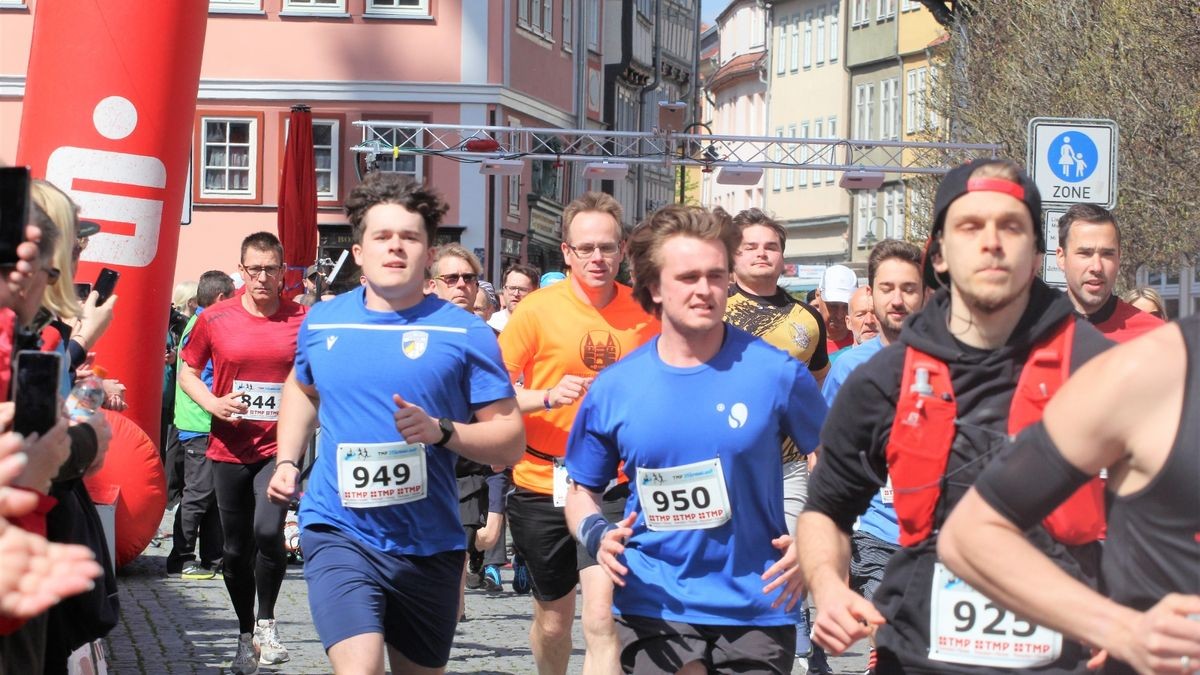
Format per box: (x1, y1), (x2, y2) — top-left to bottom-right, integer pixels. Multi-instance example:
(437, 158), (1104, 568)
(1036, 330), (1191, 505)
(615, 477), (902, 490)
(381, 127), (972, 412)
(13, 350), (62, 437)
(74, 282), (92, 302)
(94, 268), (120, 305)
(0, 167), (31, 266)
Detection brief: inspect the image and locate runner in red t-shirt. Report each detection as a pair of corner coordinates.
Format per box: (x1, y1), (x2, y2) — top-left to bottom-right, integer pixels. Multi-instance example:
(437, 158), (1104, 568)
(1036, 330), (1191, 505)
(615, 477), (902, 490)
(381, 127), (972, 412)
(179, 232), (306, 674)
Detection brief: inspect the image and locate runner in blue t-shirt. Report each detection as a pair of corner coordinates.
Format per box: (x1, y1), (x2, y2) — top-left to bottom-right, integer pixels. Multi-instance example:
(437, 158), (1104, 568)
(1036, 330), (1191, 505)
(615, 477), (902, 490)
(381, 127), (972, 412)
(267, 172), (524, 674)
(818, 239), (924, 674)
(564, 205), (826, 674)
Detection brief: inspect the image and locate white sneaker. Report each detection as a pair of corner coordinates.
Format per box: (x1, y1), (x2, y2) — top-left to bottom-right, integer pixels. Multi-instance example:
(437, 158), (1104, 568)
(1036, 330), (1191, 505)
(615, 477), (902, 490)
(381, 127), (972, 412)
(253, 619), (290, 665)
(230, 632), (259, 675)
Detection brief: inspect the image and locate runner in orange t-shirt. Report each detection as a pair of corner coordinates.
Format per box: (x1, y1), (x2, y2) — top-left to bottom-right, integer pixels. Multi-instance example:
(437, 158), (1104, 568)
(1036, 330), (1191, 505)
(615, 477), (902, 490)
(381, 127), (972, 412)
(498, 192), (658, 675)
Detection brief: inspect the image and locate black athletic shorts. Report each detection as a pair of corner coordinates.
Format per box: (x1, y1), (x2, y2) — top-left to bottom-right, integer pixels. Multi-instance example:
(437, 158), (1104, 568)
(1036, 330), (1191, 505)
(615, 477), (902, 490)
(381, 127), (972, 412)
(506, 483), (628, 602)
(615, 614), (795, 674)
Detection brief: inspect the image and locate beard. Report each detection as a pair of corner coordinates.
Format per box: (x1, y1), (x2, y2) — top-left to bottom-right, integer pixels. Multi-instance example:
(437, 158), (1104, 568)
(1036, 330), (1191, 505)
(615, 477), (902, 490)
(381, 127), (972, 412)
(957, 273), (1034, 315)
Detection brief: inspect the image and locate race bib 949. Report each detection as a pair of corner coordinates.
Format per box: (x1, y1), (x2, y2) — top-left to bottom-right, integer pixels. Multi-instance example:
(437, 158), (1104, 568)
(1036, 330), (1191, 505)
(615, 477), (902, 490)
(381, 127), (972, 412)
(336, 441), (427, 508)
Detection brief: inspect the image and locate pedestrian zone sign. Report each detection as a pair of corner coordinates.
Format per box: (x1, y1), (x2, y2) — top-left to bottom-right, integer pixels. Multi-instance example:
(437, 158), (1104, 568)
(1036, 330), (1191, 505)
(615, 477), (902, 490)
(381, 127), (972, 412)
(1027, 118), (1118, 209)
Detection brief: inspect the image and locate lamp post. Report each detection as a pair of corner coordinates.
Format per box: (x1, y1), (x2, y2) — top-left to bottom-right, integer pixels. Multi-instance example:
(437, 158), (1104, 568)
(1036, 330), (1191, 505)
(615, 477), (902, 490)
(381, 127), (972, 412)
(863, 216), (889, 248)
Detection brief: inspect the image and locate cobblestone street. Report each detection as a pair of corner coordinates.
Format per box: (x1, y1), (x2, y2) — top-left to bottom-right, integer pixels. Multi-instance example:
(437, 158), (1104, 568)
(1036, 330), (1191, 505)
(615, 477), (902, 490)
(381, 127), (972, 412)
(102, 514), (868, 674)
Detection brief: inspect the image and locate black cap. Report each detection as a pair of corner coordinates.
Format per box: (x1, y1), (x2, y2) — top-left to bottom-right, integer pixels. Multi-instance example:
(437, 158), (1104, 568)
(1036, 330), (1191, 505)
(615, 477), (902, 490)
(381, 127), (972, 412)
(922, 158), (1042, 288)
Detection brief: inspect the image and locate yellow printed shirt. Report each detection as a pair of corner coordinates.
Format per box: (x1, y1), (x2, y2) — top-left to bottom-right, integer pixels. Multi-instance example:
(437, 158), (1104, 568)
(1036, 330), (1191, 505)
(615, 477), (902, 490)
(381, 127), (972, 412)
(724, 283), (829, 463)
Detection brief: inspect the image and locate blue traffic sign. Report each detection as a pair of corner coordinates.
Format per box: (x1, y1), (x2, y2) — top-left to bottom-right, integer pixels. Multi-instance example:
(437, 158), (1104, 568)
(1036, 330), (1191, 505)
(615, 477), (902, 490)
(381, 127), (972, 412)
(1047, 131), (1098, 183)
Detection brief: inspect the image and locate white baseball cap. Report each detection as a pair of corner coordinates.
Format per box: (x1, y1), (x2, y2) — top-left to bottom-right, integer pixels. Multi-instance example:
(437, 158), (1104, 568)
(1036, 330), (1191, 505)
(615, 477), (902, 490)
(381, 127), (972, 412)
(819, 265), (858, 304)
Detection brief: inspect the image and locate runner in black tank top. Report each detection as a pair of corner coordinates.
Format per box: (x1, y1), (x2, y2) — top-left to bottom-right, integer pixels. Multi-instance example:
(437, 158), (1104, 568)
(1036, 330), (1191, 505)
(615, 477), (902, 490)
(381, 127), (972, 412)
(940, 314), (1200, 675)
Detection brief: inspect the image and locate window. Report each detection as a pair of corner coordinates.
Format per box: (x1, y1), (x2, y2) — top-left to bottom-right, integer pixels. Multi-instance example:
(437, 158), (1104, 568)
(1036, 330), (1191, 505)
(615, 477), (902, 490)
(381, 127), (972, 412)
(902, 0), (921, 10)
(786, 125), (797, 189)
(880, 77), (899, 140)
(876, 0), (895, 20)
(587, 1), (600, 50)
(825, 117), (837, 183)
(562, 0), (573, 50)
(852, 0), (870, 26)
(883, 185), (904, 238)
(927, 65), (941, 130)
(813, 119), (824, 185)
(798, 122), (809, 187)
(282, 0), (344, 14)
(201, 118), (257, 199)
(829, 4), (839, 61)
(815, 9), (826, 65)
(802, 12), (813, 69)
(519, 0), (552, 39)
(856, 193), (870, 244)
(789, 20), (800, 71)
(365, 123), (424, 181)
(365, 0), (428, 16)
(906, 67), (927, 134)
(209, 0), (262, 11)
(773, 128), (784, 191)
(777, 24), (788, 75)
(855, 84), (874, 139)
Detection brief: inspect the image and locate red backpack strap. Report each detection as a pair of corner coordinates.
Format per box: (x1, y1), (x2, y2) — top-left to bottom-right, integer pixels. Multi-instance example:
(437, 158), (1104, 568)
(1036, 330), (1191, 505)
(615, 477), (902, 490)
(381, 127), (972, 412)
(1011, 318), (1105, 545)
(887, 346), (957, 547)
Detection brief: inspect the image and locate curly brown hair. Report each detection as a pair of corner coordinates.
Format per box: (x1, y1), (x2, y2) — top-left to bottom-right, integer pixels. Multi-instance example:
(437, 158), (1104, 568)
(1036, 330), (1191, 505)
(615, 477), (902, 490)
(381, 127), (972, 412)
(345, 171), (449, 245)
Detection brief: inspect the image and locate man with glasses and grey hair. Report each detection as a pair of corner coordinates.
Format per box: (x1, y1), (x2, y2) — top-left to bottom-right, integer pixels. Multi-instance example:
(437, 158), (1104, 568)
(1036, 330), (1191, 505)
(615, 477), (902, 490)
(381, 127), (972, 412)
(178, 231), (307, 674)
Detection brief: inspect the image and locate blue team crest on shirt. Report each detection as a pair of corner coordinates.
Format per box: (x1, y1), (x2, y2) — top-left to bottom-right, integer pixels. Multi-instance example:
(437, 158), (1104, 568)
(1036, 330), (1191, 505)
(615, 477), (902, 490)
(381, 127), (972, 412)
(402, 331), (429, 359)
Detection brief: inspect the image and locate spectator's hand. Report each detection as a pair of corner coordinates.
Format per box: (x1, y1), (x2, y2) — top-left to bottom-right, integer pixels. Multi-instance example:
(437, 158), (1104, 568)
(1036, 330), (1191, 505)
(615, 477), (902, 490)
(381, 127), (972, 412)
(0, 402), (14, 432)
(82, 413), (112, 477)
(392, 394), (439, 444)
(72, 291), (117, 351)
(267, 462), (300, 506)
(4, 225), (41, 298)
(101, 379), (127, 412)
(547, 375), (593, 409)
(0, 514), (103, 620)
(207, 391), (249, 422)
(12, 420), (70, 494)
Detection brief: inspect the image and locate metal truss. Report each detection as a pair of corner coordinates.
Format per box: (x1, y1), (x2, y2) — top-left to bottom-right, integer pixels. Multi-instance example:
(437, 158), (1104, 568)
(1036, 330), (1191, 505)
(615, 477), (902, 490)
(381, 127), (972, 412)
(352, 121), (1000, 174)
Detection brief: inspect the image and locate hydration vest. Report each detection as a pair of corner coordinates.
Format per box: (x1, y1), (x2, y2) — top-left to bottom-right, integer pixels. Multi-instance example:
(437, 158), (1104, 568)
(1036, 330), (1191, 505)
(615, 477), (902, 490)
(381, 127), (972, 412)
(885, 317), (1106, 547)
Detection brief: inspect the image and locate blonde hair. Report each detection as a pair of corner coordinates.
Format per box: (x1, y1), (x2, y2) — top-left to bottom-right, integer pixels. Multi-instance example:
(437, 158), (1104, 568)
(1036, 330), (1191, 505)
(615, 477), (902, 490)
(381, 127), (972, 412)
(431, 244), (482, 277)
(561, 191), (625, 241)
(30, 180), (81, 319)
(1121, 286), (1167, 318)
(173, 281), (198, 310)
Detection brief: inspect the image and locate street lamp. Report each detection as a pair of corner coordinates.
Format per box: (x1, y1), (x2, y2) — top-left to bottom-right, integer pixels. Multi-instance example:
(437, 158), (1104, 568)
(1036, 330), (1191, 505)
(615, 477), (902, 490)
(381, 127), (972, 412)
(863, 216), (888, 248)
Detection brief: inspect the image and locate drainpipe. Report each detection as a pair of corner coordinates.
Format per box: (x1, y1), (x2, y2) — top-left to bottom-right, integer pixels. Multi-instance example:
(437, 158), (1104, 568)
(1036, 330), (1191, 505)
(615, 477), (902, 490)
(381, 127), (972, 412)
(574, 0), (587, 198)
(636, 0), (663, 223)
(760, 0), (773, 211)
(680, 3), (702, 204)
(895, 16), (905, 239)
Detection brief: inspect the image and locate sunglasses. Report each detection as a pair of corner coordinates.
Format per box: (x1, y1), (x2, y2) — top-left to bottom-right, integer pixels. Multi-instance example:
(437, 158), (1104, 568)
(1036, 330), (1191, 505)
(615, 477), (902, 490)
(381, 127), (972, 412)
(437, 273), (478, 285)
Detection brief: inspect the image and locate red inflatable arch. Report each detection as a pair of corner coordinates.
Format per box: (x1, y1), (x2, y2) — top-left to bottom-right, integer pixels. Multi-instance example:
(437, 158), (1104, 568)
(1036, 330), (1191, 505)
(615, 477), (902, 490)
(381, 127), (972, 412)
(84, 410), (166, 568)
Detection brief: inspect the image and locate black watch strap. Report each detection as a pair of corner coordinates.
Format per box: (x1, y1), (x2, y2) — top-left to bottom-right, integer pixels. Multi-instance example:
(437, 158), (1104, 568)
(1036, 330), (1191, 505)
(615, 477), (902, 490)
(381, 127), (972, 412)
(437, 417), (454, 446)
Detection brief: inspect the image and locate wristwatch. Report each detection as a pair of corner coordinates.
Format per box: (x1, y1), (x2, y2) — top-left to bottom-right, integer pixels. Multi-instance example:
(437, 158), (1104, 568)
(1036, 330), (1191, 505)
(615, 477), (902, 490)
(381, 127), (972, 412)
(436, 417), (455, 446)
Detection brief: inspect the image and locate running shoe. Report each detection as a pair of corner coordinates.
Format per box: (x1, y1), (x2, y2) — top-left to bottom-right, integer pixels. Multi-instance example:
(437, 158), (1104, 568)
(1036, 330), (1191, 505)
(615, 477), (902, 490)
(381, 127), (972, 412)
(253, 619), (290, 665)
(511, 554), (531, 595)
(180, 561), (214, 580)
(807, 644), (834, 674)
(465, 570), (484, 589)
(230, 632), (259, 675)
(482, 564), (503, 592)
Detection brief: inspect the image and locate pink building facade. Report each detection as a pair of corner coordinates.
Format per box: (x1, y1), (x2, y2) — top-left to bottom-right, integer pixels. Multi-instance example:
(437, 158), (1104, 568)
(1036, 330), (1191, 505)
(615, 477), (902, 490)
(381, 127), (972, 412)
(0, 0), (605, 286)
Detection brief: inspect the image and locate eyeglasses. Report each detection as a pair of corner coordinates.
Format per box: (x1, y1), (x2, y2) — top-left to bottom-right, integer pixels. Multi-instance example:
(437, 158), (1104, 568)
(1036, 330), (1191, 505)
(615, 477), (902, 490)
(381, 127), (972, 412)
(566, 242), (620, 258)
(437, 273), (478, 285)
(504, 285), (533, 295)
(243, 265), (282, 278)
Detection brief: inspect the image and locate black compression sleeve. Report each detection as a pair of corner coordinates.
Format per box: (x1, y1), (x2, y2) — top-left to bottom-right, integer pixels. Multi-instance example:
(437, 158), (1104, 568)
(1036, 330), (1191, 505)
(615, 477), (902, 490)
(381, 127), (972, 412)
(973, 421), (1092, 531)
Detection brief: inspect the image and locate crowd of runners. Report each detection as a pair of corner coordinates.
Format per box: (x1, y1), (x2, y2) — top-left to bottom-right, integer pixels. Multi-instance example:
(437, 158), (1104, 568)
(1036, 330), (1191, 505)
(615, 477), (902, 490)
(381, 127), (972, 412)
(1, 156), (1196, 675)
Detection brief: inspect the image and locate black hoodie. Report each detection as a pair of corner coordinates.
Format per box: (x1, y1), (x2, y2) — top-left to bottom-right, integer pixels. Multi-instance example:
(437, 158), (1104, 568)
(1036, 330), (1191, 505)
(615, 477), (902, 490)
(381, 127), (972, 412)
(806, 279), (1112, 675)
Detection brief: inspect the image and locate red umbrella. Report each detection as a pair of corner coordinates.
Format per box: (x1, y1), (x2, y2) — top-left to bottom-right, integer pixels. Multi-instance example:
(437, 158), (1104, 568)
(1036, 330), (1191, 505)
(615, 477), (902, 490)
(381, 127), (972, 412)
(278, 104), (318, 298)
